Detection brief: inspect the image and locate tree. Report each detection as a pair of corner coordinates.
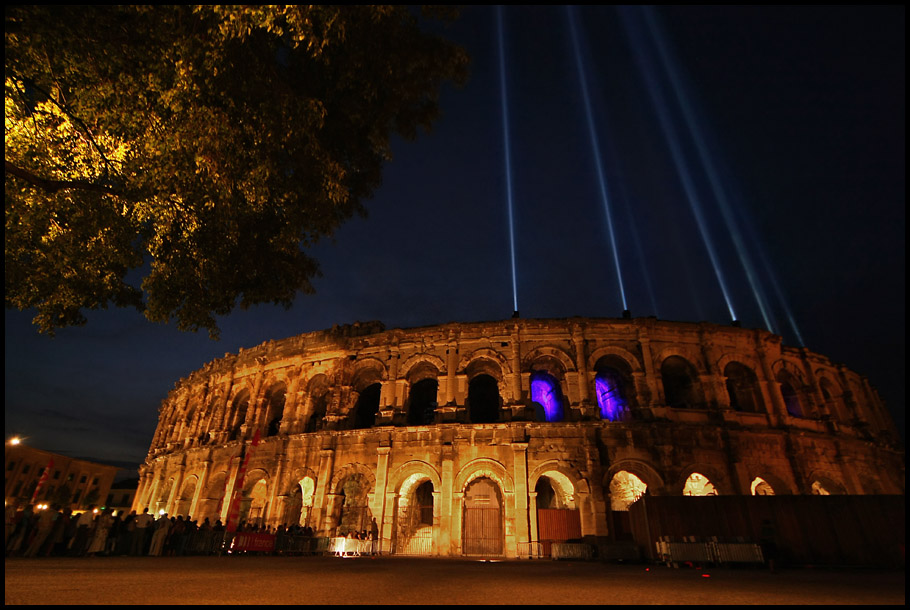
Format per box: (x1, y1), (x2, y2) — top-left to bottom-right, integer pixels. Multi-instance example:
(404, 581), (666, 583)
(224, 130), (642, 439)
(5, 6), (468, 337)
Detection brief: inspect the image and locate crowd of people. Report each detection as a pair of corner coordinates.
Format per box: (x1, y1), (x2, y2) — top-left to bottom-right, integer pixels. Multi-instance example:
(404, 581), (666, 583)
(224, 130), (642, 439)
(4, 501), (323, 558)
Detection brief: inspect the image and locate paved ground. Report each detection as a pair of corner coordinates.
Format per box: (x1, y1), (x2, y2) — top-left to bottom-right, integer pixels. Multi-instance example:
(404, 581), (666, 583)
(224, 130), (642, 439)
(4, 556), (905, 605)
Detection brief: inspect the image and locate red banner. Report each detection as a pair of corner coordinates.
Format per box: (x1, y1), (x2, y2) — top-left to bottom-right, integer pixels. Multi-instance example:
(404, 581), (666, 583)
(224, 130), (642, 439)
(226, 430), (260, 533)
(231, 532), (276, 553)
(30, 459), (54, 505)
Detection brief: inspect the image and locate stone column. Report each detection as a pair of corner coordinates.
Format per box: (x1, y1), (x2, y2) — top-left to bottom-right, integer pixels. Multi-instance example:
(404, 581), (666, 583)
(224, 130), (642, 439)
(439, 445), (455, 555)
(189, 458), (211, 519)
(509, 326), (522, 405)
(165, 462), (186, 516)
(755, 332), (787, 426)
(445, 331), (458, 405)
(313, 448), (336, 535)
(374, 446), (392, 550)
(637, 334), (660, 407)
(511, 442), (530, 553)
(572, 325), (590, 405)
(265, 452), (287, 526)
(220, 454), (243, 523)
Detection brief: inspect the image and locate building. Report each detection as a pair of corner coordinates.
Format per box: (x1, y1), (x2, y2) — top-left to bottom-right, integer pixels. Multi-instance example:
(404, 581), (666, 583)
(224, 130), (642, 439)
(5, 443), (120, 511)
(106, 477), (140, 516)
(135, 317), (904, 557)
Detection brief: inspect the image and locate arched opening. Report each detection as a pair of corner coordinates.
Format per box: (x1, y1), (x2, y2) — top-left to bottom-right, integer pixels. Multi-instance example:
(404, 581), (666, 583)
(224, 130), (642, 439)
(463, 477), (503, 556)
(724, 362), (762, 413)
(535, 475), (581, 555)
(467, 375), (501, 423)
(263, 383), (286, 437)
(337, 475), (372, 536)
(175, 478), (196, 517)
(286, 477), (315, 528)
(530, 371), (565, 422)
(407, 378), (439, 426)
(241, 479), (269, 528)
(397, 479), (435, 555)
(352, 383), (381, 429)
(819, 378), (849, 423)
(683, 472), (717, 496)
(750, 477), (775, 496)
(778, 374), (804, 418)
(661, 356), (700, 409)
(609, 471), (648, 512)
(305, 390), (329, 433)
(810, 477), (845, 495)
(595, 368), (627, 422)
(229, 390), (250, 441)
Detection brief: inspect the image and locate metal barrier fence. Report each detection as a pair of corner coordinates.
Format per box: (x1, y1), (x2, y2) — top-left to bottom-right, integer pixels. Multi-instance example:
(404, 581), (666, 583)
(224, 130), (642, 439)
(517, 542), (545, 559)
(656, 540), (764, 566)
(327, 537), (377, 557)
(395, 536), (434, 556)
(551, 543), (594, 560)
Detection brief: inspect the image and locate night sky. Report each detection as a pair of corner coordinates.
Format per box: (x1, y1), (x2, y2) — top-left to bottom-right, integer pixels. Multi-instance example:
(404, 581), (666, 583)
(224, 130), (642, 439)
(5, 6), (904, 469)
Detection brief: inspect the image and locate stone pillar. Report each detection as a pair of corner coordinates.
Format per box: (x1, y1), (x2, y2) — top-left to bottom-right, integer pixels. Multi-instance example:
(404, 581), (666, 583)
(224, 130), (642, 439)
(572, 325), (590, 404)
(265, 452), (288, 526)
(528, 491), (539, 548)
(755, 332), (787, 426)
(451, 491), (465, 556)
(313, 448), (336, 535)
(134, 470), (152, 513)
(220, 454), (243, 523)
(439, 445), (455, 555)
(189, 458), (211, 518)
(637, 334), (660, 407)
(445, 331), (458, 405)
(165, 463), (186, 516)
(511, 442), (529, 554)
(509, 326), (522, 404)
(280, 374), (301, 434)
(374, 446), (392, 550)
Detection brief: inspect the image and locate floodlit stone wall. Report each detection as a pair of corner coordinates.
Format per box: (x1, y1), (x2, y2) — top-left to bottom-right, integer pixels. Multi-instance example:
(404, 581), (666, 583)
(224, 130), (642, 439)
(136, 317), (904, 557)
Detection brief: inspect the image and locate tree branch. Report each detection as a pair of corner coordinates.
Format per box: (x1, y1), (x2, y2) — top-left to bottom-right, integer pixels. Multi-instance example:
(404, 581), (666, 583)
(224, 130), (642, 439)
(5, 160), (121, 195)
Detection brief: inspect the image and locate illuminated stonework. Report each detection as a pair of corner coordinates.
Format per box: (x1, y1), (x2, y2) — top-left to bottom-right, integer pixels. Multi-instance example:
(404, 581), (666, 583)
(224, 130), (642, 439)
(136, 317), (904, 556)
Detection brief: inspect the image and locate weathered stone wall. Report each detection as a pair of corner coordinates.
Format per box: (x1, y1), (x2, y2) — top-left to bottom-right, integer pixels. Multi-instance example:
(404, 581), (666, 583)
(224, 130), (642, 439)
(135, 317), (904, 557)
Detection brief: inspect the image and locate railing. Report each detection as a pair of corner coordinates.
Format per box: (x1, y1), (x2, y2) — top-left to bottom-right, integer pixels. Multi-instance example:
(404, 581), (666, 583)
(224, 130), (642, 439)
(328, 537), (378, 557)
(517, 542), (545, 559)
(395, 536), (434, 556)
(656, 539), (764, 566)
(551, 543), (594, 560)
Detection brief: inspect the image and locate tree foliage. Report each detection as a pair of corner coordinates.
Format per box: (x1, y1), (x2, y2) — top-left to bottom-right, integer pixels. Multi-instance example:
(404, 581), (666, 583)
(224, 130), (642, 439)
(5, 6), (468, 337)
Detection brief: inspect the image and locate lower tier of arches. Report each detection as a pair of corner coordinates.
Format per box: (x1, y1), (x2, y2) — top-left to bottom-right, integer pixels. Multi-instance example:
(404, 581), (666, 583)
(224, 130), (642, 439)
(134, 421), (904, 558)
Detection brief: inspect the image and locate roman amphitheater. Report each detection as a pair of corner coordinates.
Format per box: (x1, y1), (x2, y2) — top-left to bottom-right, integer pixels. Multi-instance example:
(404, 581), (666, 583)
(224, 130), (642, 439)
(135, 317), (904, 557)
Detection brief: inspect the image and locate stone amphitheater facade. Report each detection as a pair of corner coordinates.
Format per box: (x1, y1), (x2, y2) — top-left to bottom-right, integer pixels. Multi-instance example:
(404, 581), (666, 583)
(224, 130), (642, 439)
(135, 317), (904, 557)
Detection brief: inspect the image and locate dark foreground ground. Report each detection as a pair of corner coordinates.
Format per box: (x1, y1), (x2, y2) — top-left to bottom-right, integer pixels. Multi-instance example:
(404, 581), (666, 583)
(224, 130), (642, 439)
(4, 555), (905, 605)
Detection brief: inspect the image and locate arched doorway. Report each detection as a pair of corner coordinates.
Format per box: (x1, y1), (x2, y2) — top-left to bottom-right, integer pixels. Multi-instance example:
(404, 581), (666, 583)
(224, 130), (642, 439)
(407, 379), (439, 426)
(683, 472), (717, 496)
(396, 479), (435, 555)
(535, 475), (580, 555)
(463, 477), (503, 556)
(467, 375), (501, 423)
(240, 479), (269, 527)
(337, 475), (372, 535)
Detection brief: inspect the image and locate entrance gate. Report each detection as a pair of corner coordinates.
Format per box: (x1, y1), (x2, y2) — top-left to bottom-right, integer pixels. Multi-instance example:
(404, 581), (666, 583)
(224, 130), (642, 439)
(463, 478), (503, 556)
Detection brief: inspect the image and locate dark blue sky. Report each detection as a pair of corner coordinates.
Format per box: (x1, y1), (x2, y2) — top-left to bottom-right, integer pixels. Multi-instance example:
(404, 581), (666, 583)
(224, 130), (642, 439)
(5, 6), (905, 467)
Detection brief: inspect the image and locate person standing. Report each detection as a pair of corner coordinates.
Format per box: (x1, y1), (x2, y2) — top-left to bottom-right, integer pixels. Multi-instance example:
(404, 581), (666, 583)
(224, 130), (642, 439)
(131, 509), (154, 556)
(86, 508), (113, 556)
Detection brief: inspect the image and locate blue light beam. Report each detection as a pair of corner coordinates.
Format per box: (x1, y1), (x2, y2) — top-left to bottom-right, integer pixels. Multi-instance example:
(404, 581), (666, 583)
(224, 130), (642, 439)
(640, 7), (780, 335)
(567, 6), (628, 312)
(619, 6), (738, 323)
(497, 6), (520, 314)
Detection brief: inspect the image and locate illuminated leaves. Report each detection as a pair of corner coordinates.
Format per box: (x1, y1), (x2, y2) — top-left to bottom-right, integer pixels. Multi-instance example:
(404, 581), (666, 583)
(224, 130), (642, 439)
(5, 6), (468, 337)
